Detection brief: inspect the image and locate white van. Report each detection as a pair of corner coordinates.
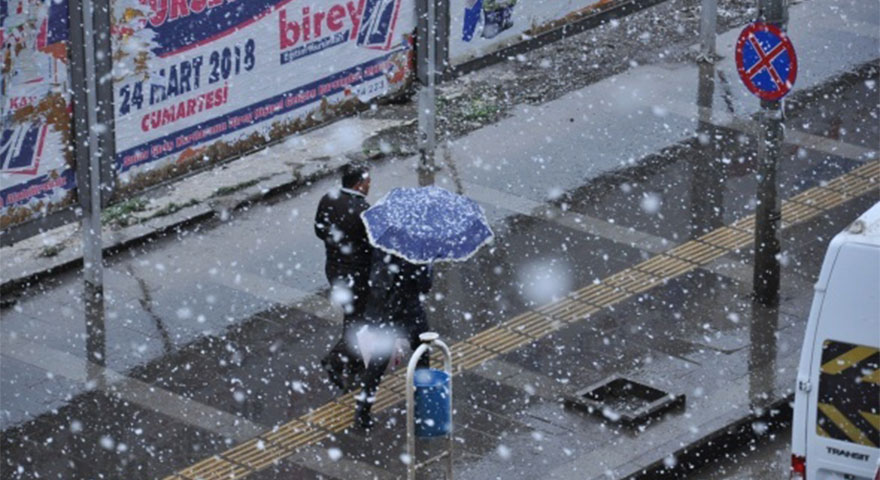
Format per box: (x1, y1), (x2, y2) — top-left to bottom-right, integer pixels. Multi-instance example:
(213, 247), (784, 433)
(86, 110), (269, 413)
(791, 201), (880, 480)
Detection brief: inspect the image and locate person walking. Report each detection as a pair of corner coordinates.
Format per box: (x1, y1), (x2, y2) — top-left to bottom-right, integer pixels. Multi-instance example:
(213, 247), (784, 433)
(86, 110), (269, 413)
(351, 185), (493, 431)
(314, 162), (373, 391)
(353, 250), (433, 430)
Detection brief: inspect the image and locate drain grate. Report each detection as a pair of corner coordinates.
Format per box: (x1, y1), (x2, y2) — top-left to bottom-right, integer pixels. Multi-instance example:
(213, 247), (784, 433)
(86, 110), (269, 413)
(565, 376), (685, 426)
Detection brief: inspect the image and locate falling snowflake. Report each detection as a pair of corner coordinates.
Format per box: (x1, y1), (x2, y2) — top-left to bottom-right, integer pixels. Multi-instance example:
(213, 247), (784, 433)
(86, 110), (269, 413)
(328, 447), (342, 461)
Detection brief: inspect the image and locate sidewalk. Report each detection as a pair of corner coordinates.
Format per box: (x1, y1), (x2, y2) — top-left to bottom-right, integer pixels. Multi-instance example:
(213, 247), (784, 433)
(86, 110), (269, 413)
(154, 158), (876, 480)
(0, 0), (878, 477)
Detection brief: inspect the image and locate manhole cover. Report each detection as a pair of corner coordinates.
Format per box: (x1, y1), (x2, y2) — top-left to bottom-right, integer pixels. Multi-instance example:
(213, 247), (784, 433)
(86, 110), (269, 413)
(564, 375), (685, 426)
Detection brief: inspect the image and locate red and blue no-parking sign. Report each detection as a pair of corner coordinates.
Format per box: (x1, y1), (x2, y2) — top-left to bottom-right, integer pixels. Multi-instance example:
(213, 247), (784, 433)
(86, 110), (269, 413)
(735, 22), (798, 101)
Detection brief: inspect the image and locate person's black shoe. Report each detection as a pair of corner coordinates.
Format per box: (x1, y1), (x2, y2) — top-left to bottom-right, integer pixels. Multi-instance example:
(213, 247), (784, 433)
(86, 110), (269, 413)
(322, 360), (346, 391)
(354, 402), (374, 431)
(339, 367), (362, 394)
(345, 364), (365, 393)
(355, 413), (374, 431)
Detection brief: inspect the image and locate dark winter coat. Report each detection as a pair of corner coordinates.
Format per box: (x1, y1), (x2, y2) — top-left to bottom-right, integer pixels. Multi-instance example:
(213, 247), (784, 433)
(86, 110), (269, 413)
(314, 189), (373, 273)
(363, 250), (433, 336)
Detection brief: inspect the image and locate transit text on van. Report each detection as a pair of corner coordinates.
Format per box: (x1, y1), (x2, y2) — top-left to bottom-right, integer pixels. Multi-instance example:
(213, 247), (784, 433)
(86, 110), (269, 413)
(826, 446), (869, 462)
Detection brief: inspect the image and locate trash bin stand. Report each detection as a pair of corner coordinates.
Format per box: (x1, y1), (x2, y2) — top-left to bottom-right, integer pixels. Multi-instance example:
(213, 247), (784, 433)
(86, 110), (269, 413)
(406, 332), (453, 480)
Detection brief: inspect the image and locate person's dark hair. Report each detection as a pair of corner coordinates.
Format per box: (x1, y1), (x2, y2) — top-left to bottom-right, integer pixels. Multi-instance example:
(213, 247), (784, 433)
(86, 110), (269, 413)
(341, 162), (370, 189)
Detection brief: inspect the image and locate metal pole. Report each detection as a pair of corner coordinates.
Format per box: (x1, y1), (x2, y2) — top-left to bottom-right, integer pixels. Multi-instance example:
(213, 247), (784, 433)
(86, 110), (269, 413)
(752, 0), (787, 307)
(406, 332), (453, 480)
(440, 337), (453, 480)
(406, 342), (429, 480)
(753, 101), (783, 307)
(69, 0), (116, 369)
(748, 302), (778, 410)
(417, 0), (437, 185)
(759, 0), (788, 27)
(691, 61), (726, 241)
(698, 0), (717, 61)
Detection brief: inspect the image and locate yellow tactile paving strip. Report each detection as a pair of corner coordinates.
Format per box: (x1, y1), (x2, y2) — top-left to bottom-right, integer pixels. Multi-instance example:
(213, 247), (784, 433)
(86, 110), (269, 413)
(165, 161), (878, 479)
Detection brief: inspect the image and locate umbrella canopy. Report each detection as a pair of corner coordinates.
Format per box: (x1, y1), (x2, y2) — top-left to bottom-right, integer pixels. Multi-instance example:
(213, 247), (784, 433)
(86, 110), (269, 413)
(361, 186), (494, 264)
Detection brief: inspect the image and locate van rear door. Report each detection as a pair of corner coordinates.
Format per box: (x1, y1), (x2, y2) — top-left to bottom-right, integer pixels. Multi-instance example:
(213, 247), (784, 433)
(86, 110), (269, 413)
(806, 241), (880, 480)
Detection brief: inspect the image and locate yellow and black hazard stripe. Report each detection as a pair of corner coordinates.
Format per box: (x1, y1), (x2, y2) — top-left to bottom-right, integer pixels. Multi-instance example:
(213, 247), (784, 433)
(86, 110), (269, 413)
(816, 340), (880, 448)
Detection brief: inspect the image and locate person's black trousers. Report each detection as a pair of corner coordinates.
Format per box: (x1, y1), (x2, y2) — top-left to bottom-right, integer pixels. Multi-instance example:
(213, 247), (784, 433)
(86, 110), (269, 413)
(325, 263), (371, 321)
(356, 322), (430, 422)
(322, 264), (371, 390)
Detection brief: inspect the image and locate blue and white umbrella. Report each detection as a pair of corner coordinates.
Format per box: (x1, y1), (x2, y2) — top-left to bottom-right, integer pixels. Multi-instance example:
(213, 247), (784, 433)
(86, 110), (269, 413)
(361, 186), (494, 264)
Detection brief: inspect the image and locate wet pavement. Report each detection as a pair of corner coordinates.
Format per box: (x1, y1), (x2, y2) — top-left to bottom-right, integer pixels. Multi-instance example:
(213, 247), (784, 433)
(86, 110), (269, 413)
(689, 425), (791, 479)
(1, 0), (879, 477)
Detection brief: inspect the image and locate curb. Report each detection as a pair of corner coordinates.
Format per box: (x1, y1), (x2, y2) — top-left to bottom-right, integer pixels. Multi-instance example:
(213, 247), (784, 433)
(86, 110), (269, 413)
(625, 395), (793, 479)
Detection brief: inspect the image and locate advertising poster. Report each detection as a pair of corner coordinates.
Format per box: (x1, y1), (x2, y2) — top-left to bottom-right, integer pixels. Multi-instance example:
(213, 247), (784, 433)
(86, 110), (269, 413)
(451, 0), (611, 65)
(1, 0), (74, 230)
(111, 0), (416, 190)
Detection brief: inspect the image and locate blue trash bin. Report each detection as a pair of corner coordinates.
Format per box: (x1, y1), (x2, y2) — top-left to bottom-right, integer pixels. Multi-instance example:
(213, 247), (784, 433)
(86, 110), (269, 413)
(413, 368), (451, 437)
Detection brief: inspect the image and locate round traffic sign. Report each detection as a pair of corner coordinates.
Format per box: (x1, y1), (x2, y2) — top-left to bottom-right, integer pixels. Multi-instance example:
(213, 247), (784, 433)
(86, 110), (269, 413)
(735, 22), (797, 101)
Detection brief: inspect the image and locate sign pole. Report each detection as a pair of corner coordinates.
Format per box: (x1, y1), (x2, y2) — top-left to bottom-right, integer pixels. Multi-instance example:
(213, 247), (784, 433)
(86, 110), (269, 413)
(752, 0), (788, 308)
(69, 0), (117, 373)
(417, 0), (438, 186)
(753, 98), (783, 307)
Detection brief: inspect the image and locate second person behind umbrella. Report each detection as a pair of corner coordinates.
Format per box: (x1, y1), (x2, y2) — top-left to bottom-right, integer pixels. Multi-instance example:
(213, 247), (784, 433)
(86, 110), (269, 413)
(351, 186), (493, 430)
(352, 249), (433, 430)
